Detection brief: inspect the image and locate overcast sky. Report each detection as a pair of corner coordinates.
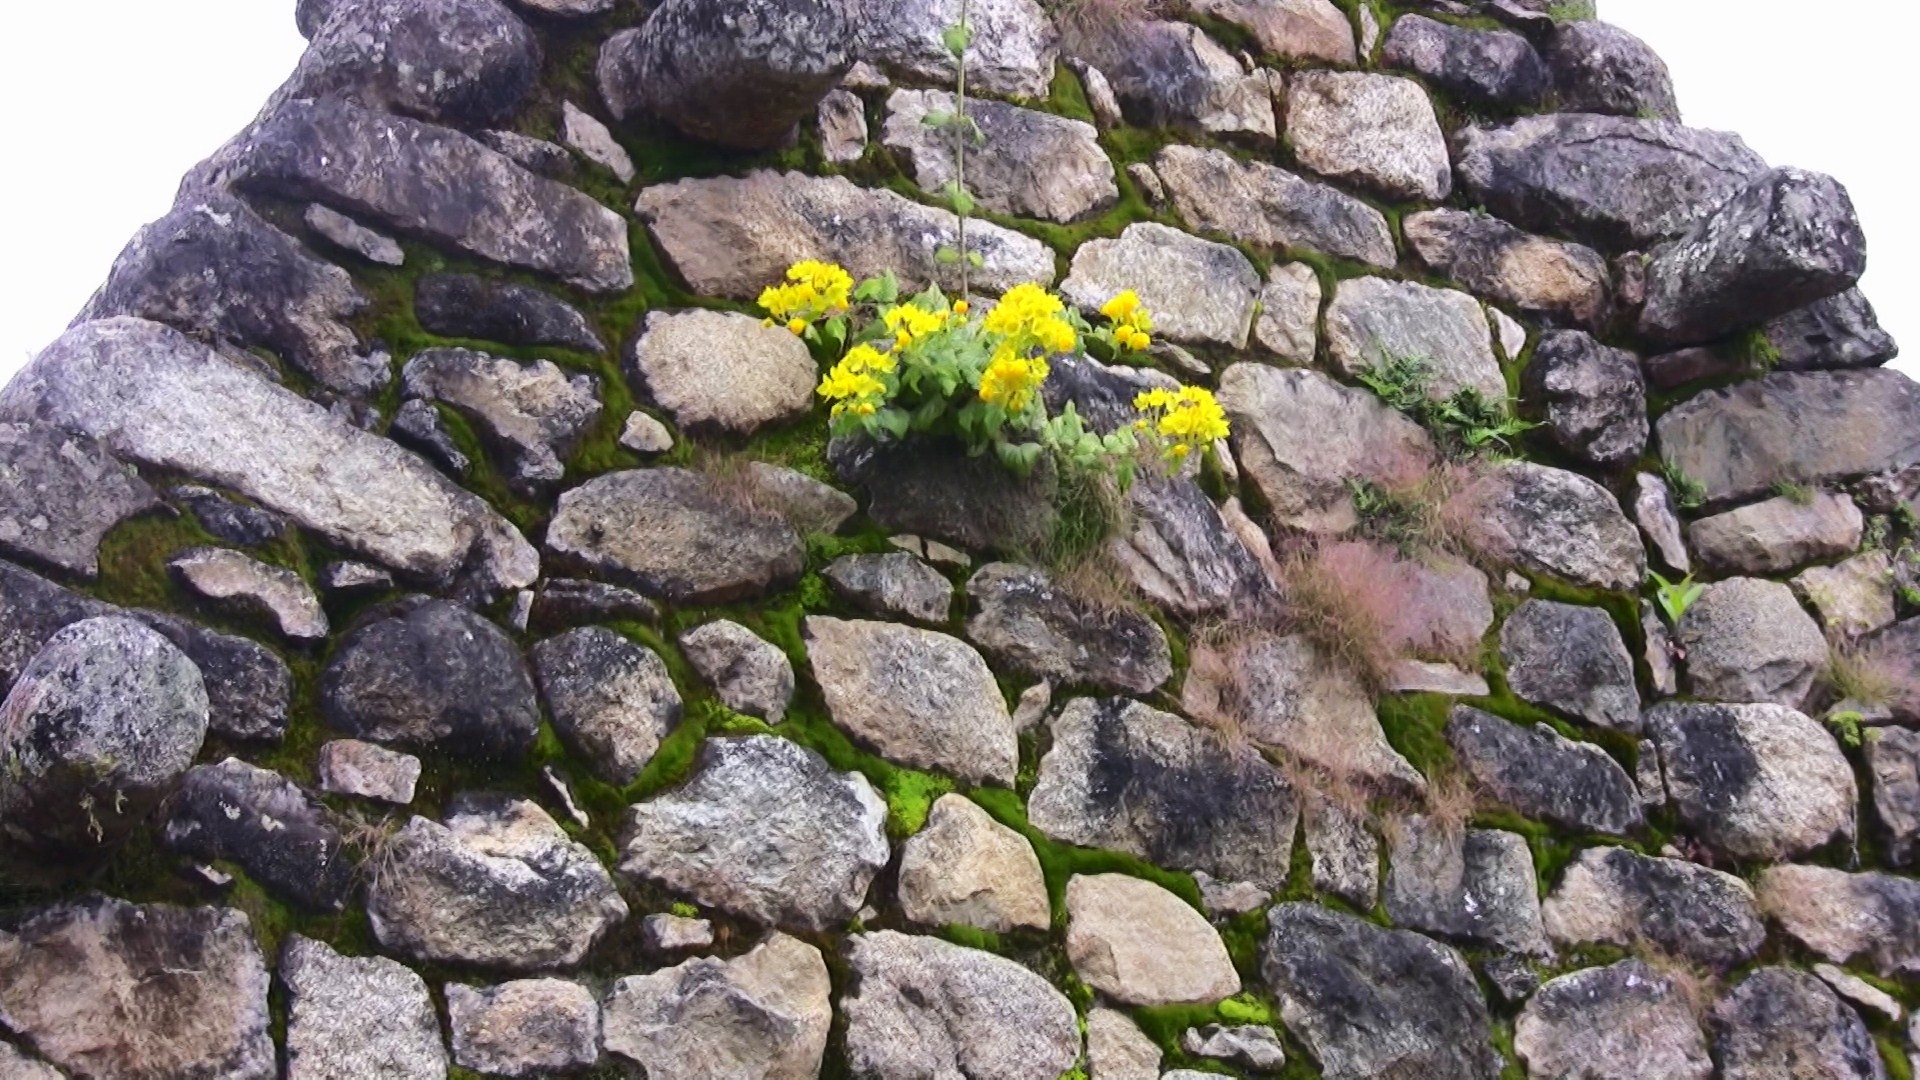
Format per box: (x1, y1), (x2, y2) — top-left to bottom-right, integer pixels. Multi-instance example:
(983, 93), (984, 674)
(0, 0), (1909, 380)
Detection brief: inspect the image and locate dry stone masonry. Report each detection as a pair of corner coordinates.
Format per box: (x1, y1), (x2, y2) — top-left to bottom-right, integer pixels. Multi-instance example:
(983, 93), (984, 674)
(0, 0), (1914, 1077)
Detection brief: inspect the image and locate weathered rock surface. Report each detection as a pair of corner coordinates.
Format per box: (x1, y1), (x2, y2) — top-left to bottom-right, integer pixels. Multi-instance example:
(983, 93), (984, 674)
(824, 552), (952, 624)
(0, 899), (274, 1080)
(0, 424), (157, 577)
(1030, 697), (1299, 890)
(204, 99), (632, 292)
(1542, 846), (1765, 970)
(317, 738), (420, 804)
(1515, 960), (1711, 1080)
(819, 87), (868, 164)
(561, 100), (634, 182)
(80, 192), (378, 396)
(642, 913), (714, 953)
(805, 616), (1018, 785)
(1384, 15), (1547, 108)
(1765, 288), (1900, 372)
(414, 273), (604, 354)
(1690, 491), (1863, 575)
(1262, 902), (1502, 1080)
(1466, 461), (1646, 592)
(630, 310), (817, 435)
(831, 436), (1056, 555)
(1757, 864), (1920, 978)
(1405, 209), (1609, 327)
(1061, 223), (1259, 349)
(1183, 1024), (1288, 1072)
(0, 615), (208, 853)
(1113, 474), (1276, 619)
(448, 978), (600, 1078)
(1287, 71), (1450, 201)
(1711, 967), (1889, 1080)
(162, 758), (353, 911)
(844, 931), (1081, 1080)
(2, 319), (538, 591)
(546, 468), (804, 604)
(1067, 873), (1240, 1006)
(1304, 796), (1380, 909)
(369, 794), (628, 970)
(284, 0), (539, 126)
(604, 932), (832, 1080)
(1218, 362), (1436, 535)
(1384, 817), (1550, 955)
(680, 619), (795, 723)
(322, 597), (540, 757)
(402, 347), (601, 490)
(898, 794), (1050, 932)
(532, 626), (682, 785)
(1523, 330), (1648, 467)
(1676, 577), (1828, 709)
(305, 203), (404, 266)
(173, 485), (288, 548)
(1455, 114), (1767, 250)
(1649, 701), (1856, 861)
(619, 735), (889, 930)
(170, 547), (329, 640)
(529, 578), (660, 631)
(1088, 1007), (1161, 1080)
(0, 1043), (65, 1080)
(885, 89), (1116, 222)
(1254, 261), (1322, 362)
(282, 935), (446, 1080)
(1448, 706), (1643, 834)
(637, 171), (1054, 299)
(1546, 20), (1679, 121)
(1155, 144), (1398, 269)
(1325, 276), (1505, 402)
(856, 0), (1058, 99)
(1633, 472), (1692, 573)
(965, 562), (1172, 694)
(1796, 551), (1897, 639)
(1655, 370), (1920, 503)
(1868, 726), (1920, 866)
(1499, 600), (1641, 732)
(1092, 21), (1275, 141)
(1188, 0), (1354, 63)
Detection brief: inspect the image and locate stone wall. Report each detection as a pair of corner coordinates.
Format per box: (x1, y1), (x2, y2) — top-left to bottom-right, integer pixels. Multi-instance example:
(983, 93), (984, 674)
(1, 0), (1916, 1077)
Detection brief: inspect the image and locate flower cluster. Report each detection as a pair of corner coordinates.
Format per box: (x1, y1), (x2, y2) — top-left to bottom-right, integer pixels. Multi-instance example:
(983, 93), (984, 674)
(817, 344), (895, 418)
(758, 260), (853, 334)
(1135, 386), (1230, 461)
(1101, 290), (1155, 353)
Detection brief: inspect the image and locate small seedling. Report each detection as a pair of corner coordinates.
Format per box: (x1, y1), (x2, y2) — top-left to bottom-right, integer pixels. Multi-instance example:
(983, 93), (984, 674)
(1650, 570), (1706, 625)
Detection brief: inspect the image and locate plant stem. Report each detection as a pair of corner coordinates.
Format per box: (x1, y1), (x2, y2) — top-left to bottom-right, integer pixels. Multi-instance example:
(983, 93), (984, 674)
(954, 0), (972, 300)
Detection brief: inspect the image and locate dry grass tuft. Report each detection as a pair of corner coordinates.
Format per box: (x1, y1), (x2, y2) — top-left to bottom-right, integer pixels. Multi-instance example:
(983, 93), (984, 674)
(1277, 540), (1406, 692)
(1824, 641), (1905, 708)
(1422, 768), (1479, 837)
(1053, 544), (1148, 617)
(1049, 0), (1165, 62)
(687, 445), (767, 517)
(340, 812), (407, 894)
(1638, 946), (1724, 1023)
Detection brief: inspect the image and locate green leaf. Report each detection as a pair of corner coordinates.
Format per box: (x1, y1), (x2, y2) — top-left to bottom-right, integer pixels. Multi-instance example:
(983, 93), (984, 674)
(873, 407), (912, 440)
(941, 181), (975, 217)
(935, 247), (961, 265)
(967, 251), (985, 269)
(942, 23), (973, 56)
(921, 109), (954, 129)
(819, 317), (847, 355)
(853, 271), (901, 305)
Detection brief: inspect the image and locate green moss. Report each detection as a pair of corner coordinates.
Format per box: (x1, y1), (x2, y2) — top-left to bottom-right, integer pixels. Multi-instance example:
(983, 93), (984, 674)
(885, 769), (957, 836)
(1376, 693), (1457, 776)
(968, 787), (1203, 917)
(1216, 992), (1275, 1025)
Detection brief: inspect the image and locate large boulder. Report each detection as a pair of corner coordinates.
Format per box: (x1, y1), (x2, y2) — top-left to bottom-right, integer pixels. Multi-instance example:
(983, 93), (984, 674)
(401, 348), (601, 492)
(1155, 144), (1398, 269)
(805, 617), (1018, 785)
(844, 931), (1082, 1080)
(856, 0), (1058, 99)
(1542, 846), (1766, 970)
(1455, 114), (1767, 250)
(0, 318), (538, 591)
(1404, 209), (1610, 327)
(0, 899), (275, 1080)
(199, 98), (631, 293)
(598, 0), (854, 149)
(1648, 701), (1856, 861)
(1029, 697), (1298, 890)
(1656, 370), (1920, 503)
(1546, 20), (1679, 120)
(282, 935), (448, 1080)
(1287, 71), (1451, 201)
(1060, 223), (1260, 349)
(0, 616), (208, 854)
(1515, 960), (1712, 1080)
(884, 89), (1116, 223)
(1383, 15), (1547, 108)
(1262, 902), (1503, 1080)
(162, 758), (354, 912)
(1689, 491), (1864, 575)
(1522, 330), (1649, 467)
(1324, 276), (1505, 403)
(1499, 600), (1641, 732)
(0, 423), (157, 578)
(898, 794), (1050, 932)
(1086, 21), (1276, 141)
(368, 795), (628, 970)
(1447, 706), (1643, 835)
(1066, 873), (1240, 1006)
(284, 0), (538, 125)
(618, 735), (890, 930)
(1218, 363), (1436, 535)
(1465, 461), (1646, 592)
(1711, 967), (1889, 1080)
(322, 597), (540, 758)
(80, 192), (378, 396)
(629, 310), (815, 436)
(1764, 288), (1900, 372)
(1383, 817), (1550, 955)
(637, 171), (1055, 300)
(531, 627), (682, 786)
(447, 979), (601, 1079)
(414, 273), (604, 355)
(1675, 577), (1829, 709)
(546, 468), (805, 605)
(1756, 864), (1920, 979)
(603, 932), (832, 1080)
(1640, 168), (1867, 345)
(964, 563), (1172, 694)
(1187, 0), (1354, 63)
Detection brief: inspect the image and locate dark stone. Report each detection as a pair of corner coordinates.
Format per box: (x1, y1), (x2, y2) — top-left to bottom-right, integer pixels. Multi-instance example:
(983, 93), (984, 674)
(1455, 114), (1767, 251)
(1086, 20), (1274, 141)
(1711, 968), (1888, 1080)
(530, 626), (682, 786)
(1043, 355), (1178, 437)
(1765, 288), (1900, 372)
(528, 578), (661, 632)
(1522, 330), (1648, 468)
(320, 597), (541, 758)
(1383, 819), (1549, 955)
(80, 192), (378, 396)
(0, 424), (158, 577)
(476, 129), (577, 178)
(172, 486), (288, 547)
(831, 436), (1057, 557)
(1545, 20), (1680, 121)
(1116, 474), (1277, 620)
(1542, 846), (1766, 971)
(161, 758), (355, 912)
(1447, 706), (1644, 835)
(1867, 727), (1920, 867)
(1648, 701), (1856, 862)
(1640, 168), (1867, 346)
(965, 563), (1173, 695)
(414, 273), (605, 355)
(388, 399), (470, 478)
(598, 0), (855, 149)
(1499, 599), (1641, 732)
(283, 0), (540, 126)
(1644, 345), (1746, 390)
(1262, 903), (1503, 1080)
(1382, 15), (1547, 109)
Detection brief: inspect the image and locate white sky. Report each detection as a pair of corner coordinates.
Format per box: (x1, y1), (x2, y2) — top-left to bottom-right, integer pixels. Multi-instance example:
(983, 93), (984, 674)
(0, 0), (1909, 379)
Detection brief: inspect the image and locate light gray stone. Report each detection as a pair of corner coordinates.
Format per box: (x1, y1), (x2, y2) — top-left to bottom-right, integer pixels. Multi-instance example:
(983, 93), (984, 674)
(818, 87), (869, 164)
(1758, 864), (1920, 979)
(1327, 276), (1503, 402)
(169, 547), (327, 640)
(304, 203), (404, 266)
(1384, 817), (1550, 955)
(630, 310), (817, 435)
(447, 978), (600, 1078)
(824, 552), (952, 624)
(899, 794), (1049, 932)
(679, 619), (794, 724)
(604, 933), (831, 1080)
(283, 935), (446, 1080)
(1304, 795), (1379, 909)
(1795, 551), (1897, 640)
(1184, 1024), (1288, 1072)
(1543, 846), (1765, 971)
(1689, 491), (1864, 576)
(532, 627), (682, 786)
(1406, 208), (1610, 327)
(1868, 726), (1920, 867)
(1465, 460), (1646, 592)
(402, 346), (602, 492)
(1091, 21), (1276, 141)
(1253, 262), (1322, 363)
(1189, 0), (1355, 63)
(1649, 700), (1856, 861)
(855, 0), (1058, 99)
(1814, 963), (1904, 1025)
(1514, 960), (1711, 1080)
(884, 89), (1116, 223)
(562, 100), (634, 182)
(1155, 144), (1398, 269)
(620, 411), (673, 454)
(1067, 873), (1240, 1006)
(965, 562), (1173, 695)
(0, 1043), (63, 1080)
(281, 0), (539, 125)
(1112, 475), (1276, 619)
(1087, 1007), (1160, 1080)
(643, 913), (714, 952)
(1061, 223), (1260, 349)
(1677, 577), (1829, 709)
(1288, 71), (1451, 201)
(0, 423), (158, 578)
(317, 739), (419, 804)
(1633, 472), (1692, 573)
(1712, 967), (1890, 1080)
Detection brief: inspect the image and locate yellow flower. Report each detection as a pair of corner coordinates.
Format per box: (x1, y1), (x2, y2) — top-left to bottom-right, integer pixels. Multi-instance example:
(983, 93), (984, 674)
(1136, 385), (1229, 459)
(839, 344), (897, 376)
(787, 318), (808, 335)
(1101, 290), (1142, 324)
(790, 260), (853, 311)
(954, 300), (971, 315)
(882, 304), (947, 348)
(1031, 315), (1078, 356)
(983, 283), (1064, 337)
(979, 352), (1049, 413)
(760, 261), (855, 326)
(1102, 290), (1154, 353)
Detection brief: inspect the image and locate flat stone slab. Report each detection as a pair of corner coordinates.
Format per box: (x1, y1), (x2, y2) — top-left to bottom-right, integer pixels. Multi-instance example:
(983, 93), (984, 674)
(883, 89), (1116, 223)
(1061, 222), (1260, 348)
(1156, 144), (1398, 269)
(629, 310), (817, 435)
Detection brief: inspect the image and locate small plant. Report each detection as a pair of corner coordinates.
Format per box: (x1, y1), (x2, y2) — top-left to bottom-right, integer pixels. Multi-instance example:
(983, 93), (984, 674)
(1217, 994), (1274, 1025)
(1826, 710), (1865, 750)
(1770, 481), (1817, 506)
(1649, 570), (1706, 625)
(1658, 458), (1708, 511)
(1546, 0), (1597, 22)
(1824, 644), (1900, 708)
(1356, 354), (1534, 457)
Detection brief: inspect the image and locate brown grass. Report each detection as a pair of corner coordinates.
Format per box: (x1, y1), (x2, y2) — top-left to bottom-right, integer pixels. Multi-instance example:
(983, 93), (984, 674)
(1823, 641), (1905, 707)
(687, 445), (767, 517)
(1422, 768), (1478, 837)
(1278, 540), (1406, 691)
(1638, 947), (1724, 1023)
(1054, 545), (1148, 617)
(1049, 0), (1165, 63)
